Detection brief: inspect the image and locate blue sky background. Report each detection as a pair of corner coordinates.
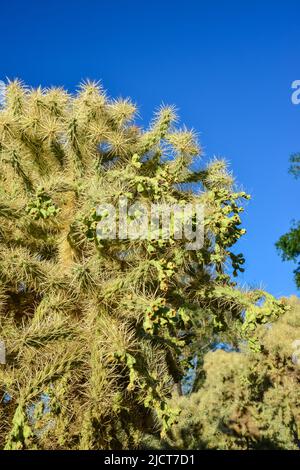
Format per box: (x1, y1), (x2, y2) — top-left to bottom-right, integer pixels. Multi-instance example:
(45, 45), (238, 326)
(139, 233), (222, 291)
(1, 0), (299, 297)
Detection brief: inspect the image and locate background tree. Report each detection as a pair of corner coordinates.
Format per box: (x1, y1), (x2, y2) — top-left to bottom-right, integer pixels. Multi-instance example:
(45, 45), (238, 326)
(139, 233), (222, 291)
(159, 297), (300, 450)
(0, 80), (286, 449)
(289, 153), (300, 179)
(276, 153), (300, 288)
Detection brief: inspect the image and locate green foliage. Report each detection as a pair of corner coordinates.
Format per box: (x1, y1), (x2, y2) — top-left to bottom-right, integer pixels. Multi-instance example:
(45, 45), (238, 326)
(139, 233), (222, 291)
(161, 297), (300, 450)
(276, 222), (300, 288)
(289, 153), (300, 179)
(276, 154), (300, 288)
(0, 80), (287, 449)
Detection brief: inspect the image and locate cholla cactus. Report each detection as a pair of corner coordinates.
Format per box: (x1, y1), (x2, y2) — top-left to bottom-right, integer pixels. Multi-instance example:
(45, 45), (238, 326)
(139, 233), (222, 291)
(0, 80), (286, 449)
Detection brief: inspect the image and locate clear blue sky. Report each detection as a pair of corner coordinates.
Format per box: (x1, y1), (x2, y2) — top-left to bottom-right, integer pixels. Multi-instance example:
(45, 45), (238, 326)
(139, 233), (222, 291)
(1, 0), (299, 297)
